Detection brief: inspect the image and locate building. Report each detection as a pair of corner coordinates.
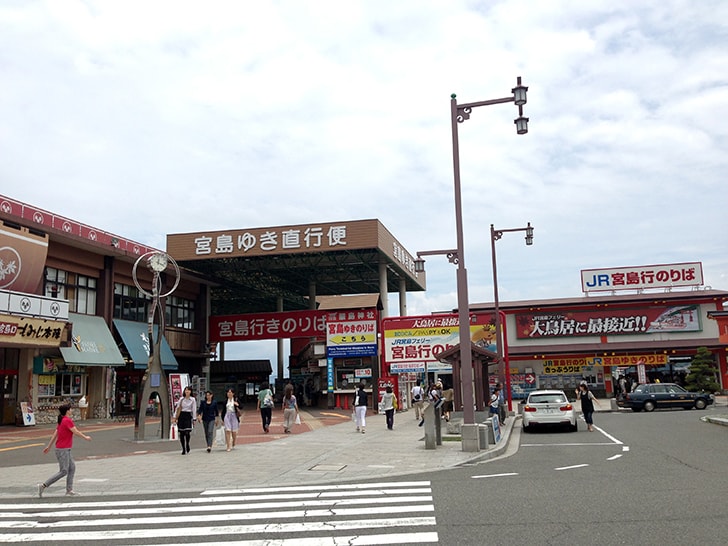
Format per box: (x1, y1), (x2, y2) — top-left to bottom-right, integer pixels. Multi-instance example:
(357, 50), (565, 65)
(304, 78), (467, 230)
(0, 195), (211, 424)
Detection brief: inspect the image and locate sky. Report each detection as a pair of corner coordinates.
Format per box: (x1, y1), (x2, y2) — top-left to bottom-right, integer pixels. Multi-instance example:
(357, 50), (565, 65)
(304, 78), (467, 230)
(1, 1), (727, 370)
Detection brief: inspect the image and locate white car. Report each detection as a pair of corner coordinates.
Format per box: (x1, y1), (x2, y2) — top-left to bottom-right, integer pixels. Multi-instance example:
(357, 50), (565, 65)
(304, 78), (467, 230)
(522, 389), (577, 432)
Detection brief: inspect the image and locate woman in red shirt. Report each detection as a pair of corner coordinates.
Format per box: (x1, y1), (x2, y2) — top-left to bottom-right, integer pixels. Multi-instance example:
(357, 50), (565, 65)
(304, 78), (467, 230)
(38, 404), (91, 497)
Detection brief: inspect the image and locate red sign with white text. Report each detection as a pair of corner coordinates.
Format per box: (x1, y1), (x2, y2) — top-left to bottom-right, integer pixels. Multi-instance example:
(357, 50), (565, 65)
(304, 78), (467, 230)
(209, 310), (328, 342)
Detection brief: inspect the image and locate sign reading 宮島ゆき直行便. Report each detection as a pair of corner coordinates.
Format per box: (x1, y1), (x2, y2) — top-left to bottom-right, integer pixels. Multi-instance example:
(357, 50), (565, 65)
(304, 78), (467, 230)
(580, 262), (703, 293)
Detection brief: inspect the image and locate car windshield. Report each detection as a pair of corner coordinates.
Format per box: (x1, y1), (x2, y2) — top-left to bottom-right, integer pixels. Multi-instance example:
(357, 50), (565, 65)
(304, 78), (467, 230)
(529, 393), (566, 404)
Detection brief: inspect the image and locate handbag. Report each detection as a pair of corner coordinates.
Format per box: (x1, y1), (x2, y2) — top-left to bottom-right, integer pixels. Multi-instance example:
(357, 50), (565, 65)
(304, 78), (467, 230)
(393, 396), (398, 410)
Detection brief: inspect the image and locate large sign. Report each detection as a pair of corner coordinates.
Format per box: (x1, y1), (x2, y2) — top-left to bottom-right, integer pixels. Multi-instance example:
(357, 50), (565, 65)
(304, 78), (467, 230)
(516, 305), (701, 339)
(382, 313), (496, 370)
(0, 314), (66, 347)
(210, 310), (328, 342)
(326, 310), (378, 357)
(166, 219), (422, 283)
(581, 262), (703, 293)
(0, 223), (49, 293)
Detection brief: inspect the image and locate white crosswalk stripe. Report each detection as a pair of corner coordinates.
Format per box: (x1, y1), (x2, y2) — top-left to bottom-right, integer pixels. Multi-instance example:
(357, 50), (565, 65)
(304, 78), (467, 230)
(0, 481), (439, 544)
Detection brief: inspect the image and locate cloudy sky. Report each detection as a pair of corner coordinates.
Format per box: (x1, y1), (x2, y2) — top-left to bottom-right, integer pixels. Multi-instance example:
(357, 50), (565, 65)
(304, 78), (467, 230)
(2, 1), (726, 365)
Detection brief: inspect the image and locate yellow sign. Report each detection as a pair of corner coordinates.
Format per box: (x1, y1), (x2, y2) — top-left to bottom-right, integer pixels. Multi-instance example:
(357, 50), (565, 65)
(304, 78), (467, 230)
(544, 365), (584, 375)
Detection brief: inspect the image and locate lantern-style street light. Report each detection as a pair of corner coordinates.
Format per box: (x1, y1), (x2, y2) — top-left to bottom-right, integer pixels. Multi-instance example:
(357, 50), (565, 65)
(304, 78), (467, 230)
(491, 222), (534, 413)
(449, 77), (529, 450)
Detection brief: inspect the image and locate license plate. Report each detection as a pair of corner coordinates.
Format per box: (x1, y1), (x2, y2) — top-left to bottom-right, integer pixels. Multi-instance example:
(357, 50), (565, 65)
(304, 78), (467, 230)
(540, 408), (556, 413)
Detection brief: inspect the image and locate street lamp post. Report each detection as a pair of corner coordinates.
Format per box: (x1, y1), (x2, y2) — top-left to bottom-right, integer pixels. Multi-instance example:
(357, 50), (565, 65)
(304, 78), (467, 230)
(450, 77), (529, 442)
(490, 223), (534, 414)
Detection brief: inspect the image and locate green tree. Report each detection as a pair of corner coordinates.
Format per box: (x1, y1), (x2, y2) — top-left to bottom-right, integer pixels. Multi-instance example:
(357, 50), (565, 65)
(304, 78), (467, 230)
(684, 347), (721, 393)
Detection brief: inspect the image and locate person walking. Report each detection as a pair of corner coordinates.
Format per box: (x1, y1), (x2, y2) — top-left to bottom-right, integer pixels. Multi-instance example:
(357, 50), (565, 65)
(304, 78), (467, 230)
(173, 386), (197, 455)
(281, 384), (299, 434)
(495, 382), (507, 425)
(411, 383), (424, 421)
(379, 385), (397, 430)
(354, 381), (368, 433)
(441, 384), (454, 422)
(198, 390), (219, 453)
(576, 382), (601, 432)
(257, 381), (274, 434)
(221, 388), (240, 451)
(38, 404), (91, 497)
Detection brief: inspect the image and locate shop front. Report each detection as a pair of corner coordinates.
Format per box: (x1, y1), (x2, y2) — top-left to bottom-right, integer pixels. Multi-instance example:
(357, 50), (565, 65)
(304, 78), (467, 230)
(34, 313), (125, 423)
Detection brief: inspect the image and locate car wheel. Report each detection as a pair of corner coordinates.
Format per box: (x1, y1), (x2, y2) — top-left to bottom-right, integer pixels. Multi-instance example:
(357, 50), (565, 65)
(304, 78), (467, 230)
(522, 423), (531, 433)
(643, 400), (656, 412)
(570, 422), (578, 432)
(695, 399), (707, 410)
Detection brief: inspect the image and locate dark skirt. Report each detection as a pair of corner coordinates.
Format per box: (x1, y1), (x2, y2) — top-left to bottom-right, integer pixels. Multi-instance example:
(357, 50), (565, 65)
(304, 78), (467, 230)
(178, 411), (193, 432)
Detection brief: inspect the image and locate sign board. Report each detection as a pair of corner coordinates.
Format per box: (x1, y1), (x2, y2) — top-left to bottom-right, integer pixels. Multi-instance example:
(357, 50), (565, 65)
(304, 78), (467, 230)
(326, 311), (378, 357)
(20, 401), (35, 426)
(516, 305), (701, 339)
(581, 262), (703, 293)
(382, 313), (496, 370)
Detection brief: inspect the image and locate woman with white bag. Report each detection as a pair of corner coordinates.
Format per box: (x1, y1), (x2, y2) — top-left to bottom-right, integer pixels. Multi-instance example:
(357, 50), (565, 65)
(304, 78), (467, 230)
(281, 384), (299, 434)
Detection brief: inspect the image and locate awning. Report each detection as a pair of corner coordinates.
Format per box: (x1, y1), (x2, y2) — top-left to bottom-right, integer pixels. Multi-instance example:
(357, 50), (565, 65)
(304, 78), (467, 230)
(113, 319), (179, 370)
(59, 313), (125, 366)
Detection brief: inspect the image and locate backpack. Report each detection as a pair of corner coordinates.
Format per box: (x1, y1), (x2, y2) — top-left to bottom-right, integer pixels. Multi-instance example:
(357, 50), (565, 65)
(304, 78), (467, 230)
(262, 391), (274, 408)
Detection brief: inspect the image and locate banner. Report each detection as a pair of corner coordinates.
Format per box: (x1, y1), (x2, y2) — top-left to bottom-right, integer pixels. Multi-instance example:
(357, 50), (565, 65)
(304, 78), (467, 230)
(0, 223), (48, 293)
(516, 305), (701, 339)
(382, 313), (495, 368)
(210, 310), (327, 342)
(326, 310), (378, 357)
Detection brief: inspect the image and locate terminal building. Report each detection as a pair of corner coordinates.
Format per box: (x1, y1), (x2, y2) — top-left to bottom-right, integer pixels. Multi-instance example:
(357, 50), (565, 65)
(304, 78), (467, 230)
(1, 193), (725, 426)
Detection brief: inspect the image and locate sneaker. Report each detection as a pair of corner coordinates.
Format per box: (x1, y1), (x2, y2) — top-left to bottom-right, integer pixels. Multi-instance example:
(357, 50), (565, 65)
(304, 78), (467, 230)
(361, 429), (365, 434)
(355, 427), (360, 432)
(37, 484), (45, 498)
(419, 419), (425, 427)
(65, 490), (79, 497)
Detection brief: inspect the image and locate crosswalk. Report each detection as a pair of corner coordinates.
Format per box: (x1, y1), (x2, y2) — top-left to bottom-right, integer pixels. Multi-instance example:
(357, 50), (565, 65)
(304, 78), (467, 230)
(0, 481), (439, 544)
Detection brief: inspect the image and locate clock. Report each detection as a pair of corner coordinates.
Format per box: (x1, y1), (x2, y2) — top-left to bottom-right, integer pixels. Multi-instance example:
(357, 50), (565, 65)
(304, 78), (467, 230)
(149, 253), (168, 272)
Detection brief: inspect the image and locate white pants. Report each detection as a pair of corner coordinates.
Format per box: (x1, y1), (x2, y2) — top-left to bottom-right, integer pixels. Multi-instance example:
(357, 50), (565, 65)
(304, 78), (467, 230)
(355, 405), (367, 429)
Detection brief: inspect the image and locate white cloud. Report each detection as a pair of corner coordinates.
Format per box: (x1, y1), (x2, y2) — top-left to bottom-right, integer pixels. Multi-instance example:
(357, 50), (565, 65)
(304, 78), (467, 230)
(1, 0), (726, 366)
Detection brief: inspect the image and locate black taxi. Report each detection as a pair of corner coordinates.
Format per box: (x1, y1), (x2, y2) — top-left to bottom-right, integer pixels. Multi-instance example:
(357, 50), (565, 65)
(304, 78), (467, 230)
(619, 383), (714, 412)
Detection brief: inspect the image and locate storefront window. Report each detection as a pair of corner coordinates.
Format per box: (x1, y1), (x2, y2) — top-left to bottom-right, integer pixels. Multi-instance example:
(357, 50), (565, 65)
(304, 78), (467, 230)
(37, 373), (85, 398)
(113, 283), (150, 322)
(45, 268), (97, 314)
(165, 295), (196, 329)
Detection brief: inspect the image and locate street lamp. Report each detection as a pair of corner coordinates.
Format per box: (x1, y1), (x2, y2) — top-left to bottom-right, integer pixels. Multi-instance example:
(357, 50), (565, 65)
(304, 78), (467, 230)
(450, 77), (529, 444)
(490, 222), (534, 414)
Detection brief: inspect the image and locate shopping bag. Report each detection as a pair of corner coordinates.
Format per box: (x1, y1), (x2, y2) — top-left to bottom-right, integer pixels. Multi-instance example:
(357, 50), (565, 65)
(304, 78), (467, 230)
(214, 426), (225, 446)
(170, 423), (178, 441)
(295, 413), (301, 425)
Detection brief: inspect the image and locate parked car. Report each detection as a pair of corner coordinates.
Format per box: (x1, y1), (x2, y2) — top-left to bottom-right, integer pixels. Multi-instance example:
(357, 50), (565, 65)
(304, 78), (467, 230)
(619, 383), (715, 412)
(522, 389), (577, 432)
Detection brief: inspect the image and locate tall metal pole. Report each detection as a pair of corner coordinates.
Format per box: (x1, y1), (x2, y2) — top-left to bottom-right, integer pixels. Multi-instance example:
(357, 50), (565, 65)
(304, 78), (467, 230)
(491, 224), (504, 407)
(451, 95), (476, 426)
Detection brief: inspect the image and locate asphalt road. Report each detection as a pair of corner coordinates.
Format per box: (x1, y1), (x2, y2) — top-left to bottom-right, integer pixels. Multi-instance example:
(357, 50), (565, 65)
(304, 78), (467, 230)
(3, 406), (728, 544)
(429, 406), (728, 544)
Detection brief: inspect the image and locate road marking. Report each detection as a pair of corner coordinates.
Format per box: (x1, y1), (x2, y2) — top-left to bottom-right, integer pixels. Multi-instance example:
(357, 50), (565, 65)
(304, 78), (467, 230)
(607, 454), (622, 461)
(522, 442), (615, 447)
(471, 472), (519, 479)
(0, 443), (43, 453)
(555, 464), (589, 471)
(591, 425), (623, 444)
(622, 446), (630, 452)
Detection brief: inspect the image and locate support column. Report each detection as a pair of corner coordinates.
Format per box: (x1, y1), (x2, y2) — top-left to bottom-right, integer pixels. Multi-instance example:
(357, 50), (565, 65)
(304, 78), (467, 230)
(398, 278), (407, 317)
(277, 296), (284, 381)
(379, 260), (389, 319)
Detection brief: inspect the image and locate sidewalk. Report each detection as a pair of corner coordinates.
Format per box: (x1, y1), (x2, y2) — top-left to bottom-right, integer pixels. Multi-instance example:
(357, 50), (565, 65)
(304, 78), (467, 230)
(2, 395), (725, 499)
(0, 408), (515, 499)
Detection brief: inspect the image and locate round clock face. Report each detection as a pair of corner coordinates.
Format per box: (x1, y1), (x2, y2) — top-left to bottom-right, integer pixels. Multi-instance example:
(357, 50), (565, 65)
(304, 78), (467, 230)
(149, 253), (168, 272)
